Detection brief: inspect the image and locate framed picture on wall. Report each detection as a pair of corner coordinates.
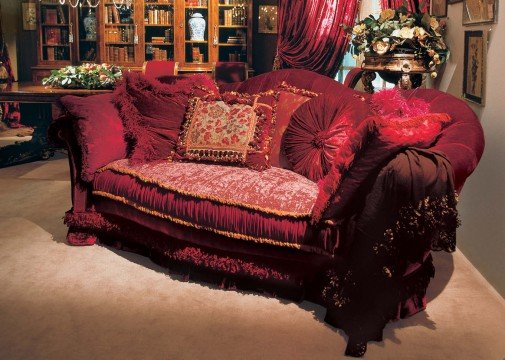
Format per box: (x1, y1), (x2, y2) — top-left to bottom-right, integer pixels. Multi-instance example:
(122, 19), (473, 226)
(430, 0), (448, 17)
(258, 5), (278, 34)
(22, 2), (37, 31)
(463, 0), (497, 25)
(463, 30), (487, 106)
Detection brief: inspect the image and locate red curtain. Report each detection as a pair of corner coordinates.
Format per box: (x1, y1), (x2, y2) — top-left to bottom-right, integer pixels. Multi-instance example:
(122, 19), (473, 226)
(274, 0), (360, 78)
(380, 0), (428, 13)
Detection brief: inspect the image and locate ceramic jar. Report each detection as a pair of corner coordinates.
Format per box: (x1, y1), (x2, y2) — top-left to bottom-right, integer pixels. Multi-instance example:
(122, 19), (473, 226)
(188, 13), (206, 41)
(83, 10), (97, 41)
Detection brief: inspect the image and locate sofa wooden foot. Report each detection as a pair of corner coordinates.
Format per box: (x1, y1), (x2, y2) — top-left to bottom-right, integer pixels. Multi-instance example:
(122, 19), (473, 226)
(67, 230), (97, 246)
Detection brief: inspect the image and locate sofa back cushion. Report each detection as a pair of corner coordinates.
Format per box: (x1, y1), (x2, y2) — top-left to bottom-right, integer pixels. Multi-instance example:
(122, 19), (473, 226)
(60, 93), (127, 182)
(270, 83), (319, 168)
(113, 72), (219, 164)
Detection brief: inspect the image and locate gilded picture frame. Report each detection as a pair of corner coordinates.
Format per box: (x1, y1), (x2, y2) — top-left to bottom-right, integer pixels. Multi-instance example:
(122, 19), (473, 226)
(258, 5), (278, 34)
(463, 0), (497, 25)
(463, 30), (487, 106)
(22, 2), (37, 31)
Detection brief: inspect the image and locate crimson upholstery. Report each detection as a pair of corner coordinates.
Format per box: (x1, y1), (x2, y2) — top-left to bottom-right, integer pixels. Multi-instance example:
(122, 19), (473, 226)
(60, 93), (127, 182)
(214, 62), (248, 87)
(93, 159), (325, 253)
(343, 68), (365, 89)
(142, 60), (177, 80)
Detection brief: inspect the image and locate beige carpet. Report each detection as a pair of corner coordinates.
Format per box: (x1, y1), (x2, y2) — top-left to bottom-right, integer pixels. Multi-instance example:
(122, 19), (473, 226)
(0, 157), (504, 360)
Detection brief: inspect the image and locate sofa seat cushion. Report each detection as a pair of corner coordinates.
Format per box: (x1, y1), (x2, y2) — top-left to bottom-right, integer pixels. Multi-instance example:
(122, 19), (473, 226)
(93, 160), (327, 253)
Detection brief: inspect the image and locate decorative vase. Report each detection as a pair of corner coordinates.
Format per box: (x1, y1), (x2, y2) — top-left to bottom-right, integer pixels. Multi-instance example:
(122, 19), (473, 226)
(188, 13), (206, 41)
(83, 9), (97, 41)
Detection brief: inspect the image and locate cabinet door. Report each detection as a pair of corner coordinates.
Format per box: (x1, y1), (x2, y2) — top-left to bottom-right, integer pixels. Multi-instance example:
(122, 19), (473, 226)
(143, 0), (176, 62)
(100, 1), (142, 66)
(37, 2), (73, 65)
(216, 0), (250, 65)
(74, 4), (101, 63)
(174, 0), (216, 70)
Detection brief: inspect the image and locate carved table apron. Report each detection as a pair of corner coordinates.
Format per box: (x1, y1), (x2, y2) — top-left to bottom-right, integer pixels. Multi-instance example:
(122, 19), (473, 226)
(0, 83), (110, 168)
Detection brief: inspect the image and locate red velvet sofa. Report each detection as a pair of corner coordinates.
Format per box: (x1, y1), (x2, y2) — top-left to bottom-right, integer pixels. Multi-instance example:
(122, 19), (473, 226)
(50, 69), (484, 357)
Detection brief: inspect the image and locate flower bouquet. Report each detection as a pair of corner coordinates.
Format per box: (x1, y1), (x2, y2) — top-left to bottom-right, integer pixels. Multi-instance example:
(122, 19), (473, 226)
(349, 7), (449, 77)
(42, 63), (123, 89)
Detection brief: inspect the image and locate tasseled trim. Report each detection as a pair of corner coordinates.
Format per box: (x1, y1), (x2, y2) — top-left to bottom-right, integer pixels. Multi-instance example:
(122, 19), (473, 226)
(64, 210), (119, 232)
(272, 50), (281, 71)
(311, 119), (376, 224)
(370, 88), (431, 119)
(67, 231), (97, 246)
(165, 247), (291, 281)
(92, 190), (331, 255)
(277, 81), (320, 98)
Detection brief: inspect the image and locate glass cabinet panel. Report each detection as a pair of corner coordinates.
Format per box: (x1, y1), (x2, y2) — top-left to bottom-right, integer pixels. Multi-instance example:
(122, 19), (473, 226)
(217, 0), (248, 63)
(77, 5), (99, 62)
(184, 0), (210, 64)
(39, 1), (72, 63)
(144, 0), (175, 61)
(102, 2), (138, 64)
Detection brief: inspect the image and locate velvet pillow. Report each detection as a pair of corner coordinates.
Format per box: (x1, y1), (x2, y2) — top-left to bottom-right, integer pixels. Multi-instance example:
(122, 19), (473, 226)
(173, 91), (277, 170)
(113, 72), (218, 164)
(270, 82), (319, 168)
(60, 93), (127, 182)
(282, 92), (370, 182)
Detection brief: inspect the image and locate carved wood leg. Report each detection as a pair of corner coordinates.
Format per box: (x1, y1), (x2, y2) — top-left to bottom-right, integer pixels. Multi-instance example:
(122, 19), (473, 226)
(361, 71), (376, 94)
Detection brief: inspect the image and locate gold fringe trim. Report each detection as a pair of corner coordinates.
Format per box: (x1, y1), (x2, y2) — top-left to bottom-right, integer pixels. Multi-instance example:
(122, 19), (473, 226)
(97, 163), (313, 218)
(277, 81), (320, 98)
(93, 190), (330, 256)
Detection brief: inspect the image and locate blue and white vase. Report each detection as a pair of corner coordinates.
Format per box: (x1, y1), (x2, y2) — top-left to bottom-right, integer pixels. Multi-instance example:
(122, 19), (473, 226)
(188, 13), (206, 41)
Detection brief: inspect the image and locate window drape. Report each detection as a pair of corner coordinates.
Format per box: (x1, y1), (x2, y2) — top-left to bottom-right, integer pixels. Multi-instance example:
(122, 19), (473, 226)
(273, 0), (360, 78)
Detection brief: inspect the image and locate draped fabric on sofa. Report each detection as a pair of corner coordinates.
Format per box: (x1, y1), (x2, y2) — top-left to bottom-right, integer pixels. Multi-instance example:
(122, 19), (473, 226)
(273, 0), (360, 78)
(380, 0), (428, 13)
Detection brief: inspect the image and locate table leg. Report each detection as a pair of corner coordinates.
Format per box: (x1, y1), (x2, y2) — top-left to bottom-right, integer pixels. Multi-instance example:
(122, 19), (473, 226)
(362, 71), (376, 94)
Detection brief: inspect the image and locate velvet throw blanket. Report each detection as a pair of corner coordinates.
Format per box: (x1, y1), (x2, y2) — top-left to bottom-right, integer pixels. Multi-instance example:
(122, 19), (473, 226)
(322, 148), (458, 356)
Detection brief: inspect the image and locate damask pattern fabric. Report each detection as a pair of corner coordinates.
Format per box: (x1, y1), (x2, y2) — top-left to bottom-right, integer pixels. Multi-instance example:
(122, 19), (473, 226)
(174, 91), (278, 170)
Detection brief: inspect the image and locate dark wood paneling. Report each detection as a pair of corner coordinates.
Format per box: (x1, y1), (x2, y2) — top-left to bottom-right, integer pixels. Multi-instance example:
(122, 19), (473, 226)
(252, 0), (277, 75)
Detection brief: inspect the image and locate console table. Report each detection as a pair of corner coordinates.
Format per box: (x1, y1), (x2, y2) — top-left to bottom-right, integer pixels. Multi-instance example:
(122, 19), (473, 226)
(0, 83), (110, 168)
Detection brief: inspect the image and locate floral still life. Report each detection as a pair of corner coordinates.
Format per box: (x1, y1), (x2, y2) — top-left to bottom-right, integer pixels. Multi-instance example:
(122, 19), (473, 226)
(348, 6), (449, 78)
(42, 63), (123, 89)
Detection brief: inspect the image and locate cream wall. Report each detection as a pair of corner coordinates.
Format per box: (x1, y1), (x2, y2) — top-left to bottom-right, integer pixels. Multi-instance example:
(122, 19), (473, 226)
(1, 0), (20, 80)
(442, 1), (505, 296)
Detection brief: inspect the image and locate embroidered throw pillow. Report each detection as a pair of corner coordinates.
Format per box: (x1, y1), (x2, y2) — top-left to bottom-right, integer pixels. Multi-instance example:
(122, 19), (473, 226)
(173, 91), (277, 170)
(113, 72), (218, 164)
(270, 82), (319, 169)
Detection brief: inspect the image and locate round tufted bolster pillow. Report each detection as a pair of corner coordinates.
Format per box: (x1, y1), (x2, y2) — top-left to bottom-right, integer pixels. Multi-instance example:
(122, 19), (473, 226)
(282, 93), (370, 182)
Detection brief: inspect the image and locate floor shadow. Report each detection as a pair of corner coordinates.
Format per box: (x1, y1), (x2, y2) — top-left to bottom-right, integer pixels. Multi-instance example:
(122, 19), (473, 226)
(427, 251), (455, 302)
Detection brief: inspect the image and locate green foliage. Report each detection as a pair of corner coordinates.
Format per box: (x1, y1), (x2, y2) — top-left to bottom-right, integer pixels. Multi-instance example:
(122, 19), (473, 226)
(42, 63), (123, 90)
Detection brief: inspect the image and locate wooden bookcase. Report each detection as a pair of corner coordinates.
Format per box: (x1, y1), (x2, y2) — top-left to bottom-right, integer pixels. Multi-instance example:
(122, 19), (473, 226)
(32, 0), (252, 83)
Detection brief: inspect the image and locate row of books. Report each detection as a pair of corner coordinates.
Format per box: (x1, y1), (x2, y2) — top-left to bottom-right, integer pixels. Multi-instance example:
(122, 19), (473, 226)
(106, 46), (135, 63)
(151, 47), (169, 60)
(221, 0), (246, 4)
(105, 5), (123, 24)
(43, 6), (67, 25)
(145, 9), (173, 25)
(46, 47), (69, 61)
(146, 0), (173, 3)
(45, 28), (69, 45)
(222, 8), (246, 26)
(104, 28), (135, 43)
(186, 0), (208, 6)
